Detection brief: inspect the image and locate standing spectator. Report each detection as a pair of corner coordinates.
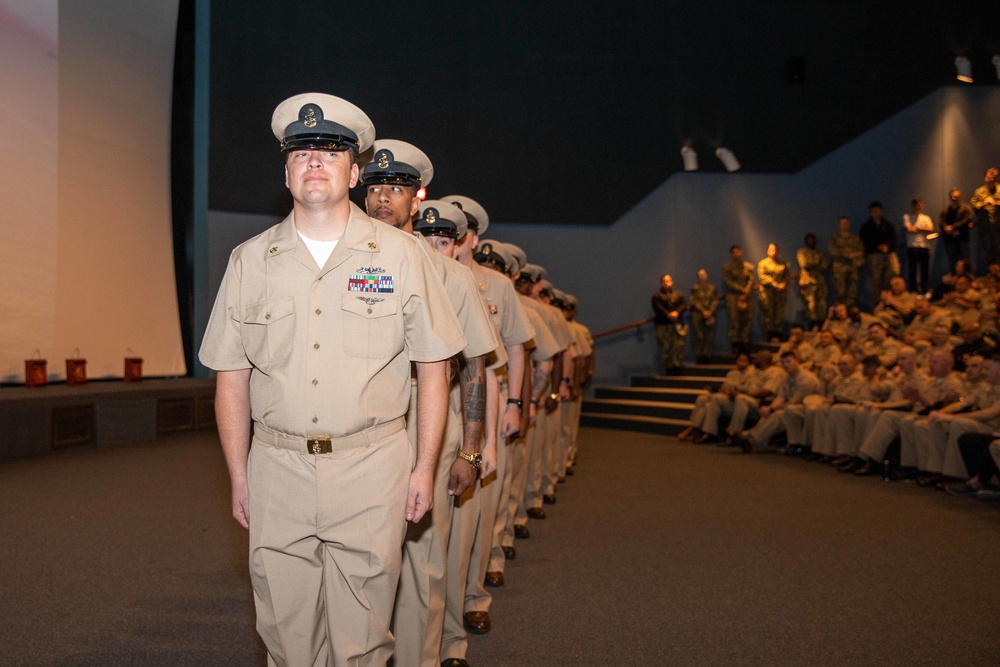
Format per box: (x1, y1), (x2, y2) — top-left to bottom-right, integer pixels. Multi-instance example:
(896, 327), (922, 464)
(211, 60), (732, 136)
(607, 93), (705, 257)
(903, 197), (934, 295)
(859, 201), (899, 304)
(723, 245), (756, 355)
(797, 233), (830, 330)
(939, 187), (974, 272)
(971, 167), (1000, 265)
(758, 243), (789, 342)
(652, 274), (688, 374)
(690, 268), (721, 364)
(829, 216), (865, 306)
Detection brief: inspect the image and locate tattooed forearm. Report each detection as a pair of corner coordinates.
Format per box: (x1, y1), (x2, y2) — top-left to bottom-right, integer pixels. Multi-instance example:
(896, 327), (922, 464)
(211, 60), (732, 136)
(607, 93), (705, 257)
(531, 360), (552, 401)
(460, 355), (486, 452)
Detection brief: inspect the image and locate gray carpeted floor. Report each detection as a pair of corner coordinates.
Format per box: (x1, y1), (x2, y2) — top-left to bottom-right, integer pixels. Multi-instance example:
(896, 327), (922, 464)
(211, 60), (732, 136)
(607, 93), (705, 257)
(2, 428), (999, 666)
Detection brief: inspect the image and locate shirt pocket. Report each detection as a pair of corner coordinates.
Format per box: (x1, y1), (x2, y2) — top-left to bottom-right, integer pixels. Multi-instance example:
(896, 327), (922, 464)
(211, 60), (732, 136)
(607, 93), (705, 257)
(341, 293), (404, 359)
(241, 297), (295, 365)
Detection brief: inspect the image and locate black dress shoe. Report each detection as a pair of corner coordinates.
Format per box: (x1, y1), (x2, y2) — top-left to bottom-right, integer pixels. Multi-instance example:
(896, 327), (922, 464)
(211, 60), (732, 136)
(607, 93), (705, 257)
(502, 545), (517, 560)
(442, 659), (470, 667)
(565, 467), (574, 476)
(853, 460), (880, 476)
(464, 610), (491, 634)
(557, 476), (566, 484)
(513, 524), (531, 539)
(730, 432), (753, 453)
(838, 457), (863, 473)
(693, 431), (714, 444)
(484, 571), (504, 587)
(542, 494), (557, 505)
(526, 507), (546, 519)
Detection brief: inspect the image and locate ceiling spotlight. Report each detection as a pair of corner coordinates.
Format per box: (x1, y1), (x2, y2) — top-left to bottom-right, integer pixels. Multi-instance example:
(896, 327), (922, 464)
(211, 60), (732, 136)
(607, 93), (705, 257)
(955, 56), (973, 83)
(715, 147), (741, 172)
(680, 146), (698, 171)
(993, 55), (1000, 81)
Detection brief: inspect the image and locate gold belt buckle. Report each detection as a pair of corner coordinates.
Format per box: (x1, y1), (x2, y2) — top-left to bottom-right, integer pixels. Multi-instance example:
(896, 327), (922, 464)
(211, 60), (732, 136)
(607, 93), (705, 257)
(307, 436), (332, 454)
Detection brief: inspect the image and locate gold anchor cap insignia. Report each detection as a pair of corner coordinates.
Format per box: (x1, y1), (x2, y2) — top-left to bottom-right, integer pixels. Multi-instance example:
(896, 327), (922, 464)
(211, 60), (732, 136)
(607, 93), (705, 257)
(426, 209), (437, 225)
(269, 246), (278, 253)
(376, 150), (391, 170)
(302, 106), (318, 128)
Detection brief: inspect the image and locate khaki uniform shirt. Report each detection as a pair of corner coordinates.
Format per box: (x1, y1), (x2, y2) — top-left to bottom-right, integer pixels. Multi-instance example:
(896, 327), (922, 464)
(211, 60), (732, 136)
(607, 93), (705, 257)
(905, 308), (953, 341)
(747, 364), (786, 397)
(520, 295), (573, 352)
(568, 320), (593, 357)
(775, 368), (821, 403)
(967, 382), (1000, 429)
(520, 302), (561, 362)
(721, 366), (757, 394)
(199, 205), (466, 437)
(862, 337), (902, 368)
(832, 370), (873, 403)
(920, 372), (963, 408)
(471, 263), (534, 352)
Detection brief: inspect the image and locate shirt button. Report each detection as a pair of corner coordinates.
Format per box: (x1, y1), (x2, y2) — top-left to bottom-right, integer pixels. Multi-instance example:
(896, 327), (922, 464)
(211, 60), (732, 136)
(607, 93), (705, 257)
(312, 379), (318, 386)
(264, 314), (271, 320)
(315, 309), (321, 315)
(314, 343), (320, 349)
(312, 416), (318, 423)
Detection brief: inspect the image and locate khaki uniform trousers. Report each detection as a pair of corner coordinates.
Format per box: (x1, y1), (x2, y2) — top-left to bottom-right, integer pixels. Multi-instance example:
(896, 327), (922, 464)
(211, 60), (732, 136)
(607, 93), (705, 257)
(565, 394), (583, 466)
(828, 404), (870, 457)
(911, 417), (992, 477)
(393, 383), (463, 667)
(805, 403), (834, 455)
(545, 399), (570, 496)
(248, 421), (410, 667)
(440, 446), (482, 661)
(858, 410), (912, 462)
(729, 394), (762, 433)
(523, 406), (550, 512)
(489, 388), (517, 575)
(503, 422), (533, 542)
(465, 382), (508, 614)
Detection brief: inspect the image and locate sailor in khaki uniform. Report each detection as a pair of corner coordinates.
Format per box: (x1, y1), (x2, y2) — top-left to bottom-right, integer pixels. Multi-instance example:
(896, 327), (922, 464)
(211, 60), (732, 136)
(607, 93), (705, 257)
(445, 201), (533, 639)
(199, 93), (466, 667)
(359, 143), (498, 667)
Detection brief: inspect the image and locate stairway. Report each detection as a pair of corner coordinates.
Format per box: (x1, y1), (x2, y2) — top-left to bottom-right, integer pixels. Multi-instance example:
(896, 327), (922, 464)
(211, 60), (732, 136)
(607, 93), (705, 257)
(581, 362), (734, 436)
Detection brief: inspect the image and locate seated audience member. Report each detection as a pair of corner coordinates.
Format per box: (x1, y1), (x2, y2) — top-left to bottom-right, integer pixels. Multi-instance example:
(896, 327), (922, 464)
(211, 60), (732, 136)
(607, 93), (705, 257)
(806, 328), (842, 371)
(930, 258), (975, 302)
(943, 434), (1000, 498)
(843, 305), (882, 347)
(724, 350), (787, 441)
(806, 353), (869, 461)
(778, 324), (814, 366)
(822, 304), (853, 346)
(950, 321), (993, 371)
(827, 355), (889, 468)
(874, 276), (917, 331)
(902, 297), (952, 350)
(938, 274), (981, 330)
(856, 321), (901, 369)
(911, 349), (1000, 487)
(678, 352), (755, 444)
(915, 326), (954, 369)
(837, 347), (924, 474)
(730, 351), (821, 454)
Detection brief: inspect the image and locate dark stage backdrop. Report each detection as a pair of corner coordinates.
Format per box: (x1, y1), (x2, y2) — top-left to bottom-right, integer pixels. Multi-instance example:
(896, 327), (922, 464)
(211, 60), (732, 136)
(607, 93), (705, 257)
(208, 1), (995, 226)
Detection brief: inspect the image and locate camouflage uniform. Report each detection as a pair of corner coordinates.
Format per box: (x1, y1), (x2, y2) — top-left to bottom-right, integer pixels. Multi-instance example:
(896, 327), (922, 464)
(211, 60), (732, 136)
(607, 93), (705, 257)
(971, 183), (1000, 264)
(829, 232), (864, 306)
(797, 246), (829, 326)
(690, 281), (721, 361)
(723, 260), (755, 350)
(757, 256), (789, 339)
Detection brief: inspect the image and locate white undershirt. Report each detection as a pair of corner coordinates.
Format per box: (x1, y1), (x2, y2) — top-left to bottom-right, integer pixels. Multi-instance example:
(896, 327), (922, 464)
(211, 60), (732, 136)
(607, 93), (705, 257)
(297, 230), (338, 268)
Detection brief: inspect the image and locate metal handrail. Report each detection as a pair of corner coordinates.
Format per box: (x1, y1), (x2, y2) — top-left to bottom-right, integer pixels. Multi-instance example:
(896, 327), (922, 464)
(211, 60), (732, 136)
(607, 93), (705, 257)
(593, 317), (654, 340)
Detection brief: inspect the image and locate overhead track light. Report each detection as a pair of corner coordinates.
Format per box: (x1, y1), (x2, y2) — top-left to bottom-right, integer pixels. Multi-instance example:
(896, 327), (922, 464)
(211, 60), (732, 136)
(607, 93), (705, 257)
(955, 56), (973, 83)
(680, 146), (698, 171)
(715, 147), (741, 172)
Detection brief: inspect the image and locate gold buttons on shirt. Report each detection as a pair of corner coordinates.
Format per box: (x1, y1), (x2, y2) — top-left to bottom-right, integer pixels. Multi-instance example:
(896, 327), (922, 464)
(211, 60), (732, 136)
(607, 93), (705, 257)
(312, 416), (318, 423)
(314, 343), (320, 349)
(265, 314), (271, 320)
(367, 308), (373, 314)
(315, 309), (321, 315)
(312, 379), (318, 386)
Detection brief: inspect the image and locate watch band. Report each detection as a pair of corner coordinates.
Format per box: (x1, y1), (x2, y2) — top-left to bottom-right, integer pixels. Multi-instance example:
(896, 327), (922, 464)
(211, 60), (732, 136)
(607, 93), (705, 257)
(507, 397), (523, 408)
(457, 450), (482, 469)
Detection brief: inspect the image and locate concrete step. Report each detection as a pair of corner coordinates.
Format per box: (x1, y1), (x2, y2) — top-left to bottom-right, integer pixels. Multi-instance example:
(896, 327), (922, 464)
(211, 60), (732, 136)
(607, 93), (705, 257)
(631, 375), (724, 390)
(594, 386), (706, 404)
(579, 412), (688, 436)
(581, 398), (692, 420)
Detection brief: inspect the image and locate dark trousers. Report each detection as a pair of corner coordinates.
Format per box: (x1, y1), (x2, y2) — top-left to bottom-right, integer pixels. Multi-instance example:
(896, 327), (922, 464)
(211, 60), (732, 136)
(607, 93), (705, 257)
(958, 432), (1000, 482)
(941, 238), (970, 274)
(906, 247), (930, 294)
